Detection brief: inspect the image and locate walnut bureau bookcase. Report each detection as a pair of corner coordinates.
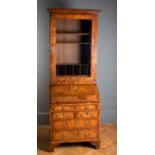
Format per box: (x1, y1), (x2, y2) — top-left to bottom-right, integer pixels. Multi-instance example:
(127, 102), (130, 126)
(48, 8), (100, 152)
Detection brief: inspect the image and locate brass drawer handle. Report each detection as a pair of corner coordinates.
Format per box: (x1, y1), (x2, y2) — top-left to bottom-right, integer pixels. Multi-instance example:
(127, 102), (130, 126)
(72, 85), (77, 90)
(63, 113), (68, 118)
(62, 122), (68, 128)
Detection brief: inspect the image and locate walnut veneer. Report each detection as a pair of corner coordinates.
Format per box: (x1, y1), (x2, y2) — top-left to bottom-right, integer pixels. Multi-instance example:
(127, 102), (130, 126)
(48, 8), (100, 152)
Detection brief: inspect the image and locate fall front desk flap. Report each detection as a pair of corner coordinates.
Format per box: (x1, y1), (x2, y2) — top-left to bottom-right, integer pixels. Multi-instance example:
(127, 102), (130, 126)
(50, 84), (100, 103)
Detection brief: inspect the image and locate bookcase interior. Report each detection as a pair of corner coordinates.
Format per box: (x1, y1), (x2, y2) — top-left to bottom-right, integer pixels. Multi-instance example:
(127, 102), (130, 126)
(56, 19), (92, 76)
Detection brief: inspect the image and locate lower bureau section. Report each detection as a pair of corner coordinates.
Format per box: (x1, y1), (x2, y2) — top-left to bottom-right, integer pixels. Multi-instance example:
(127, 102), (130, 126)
(49, 96), (100, 151)
(52, 129), (98, 141)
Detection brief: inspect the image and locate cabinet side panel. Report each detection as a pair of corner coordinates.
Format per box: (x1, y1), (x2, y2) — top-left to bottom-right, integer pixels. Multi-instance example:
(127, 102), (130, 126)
(91, 15), (98, 81)
(50, 15), (56, 83)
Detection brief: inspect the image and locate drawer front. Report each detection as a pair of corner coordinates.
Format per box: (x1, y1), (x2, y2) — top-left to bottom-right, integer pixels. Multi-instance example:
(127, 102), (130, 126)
(52, 112), (74, 120)
(52, 119), (97, 130)
(75, 119), (98, 128)
(77, 111), (98, 119)
(51, 104), (97, 112)
(51, 85), (98, 96)
(52, 129), (97, 141)
(52, 120), (75, 130)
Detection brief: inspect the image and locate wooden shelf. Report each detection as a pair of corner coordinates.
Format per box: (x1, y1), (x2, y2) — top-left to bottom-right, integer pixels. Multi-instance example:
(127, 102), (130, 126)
(57, 64), (88, 66)
(56, 42), (90, 45)
(56, 32), (90, 35)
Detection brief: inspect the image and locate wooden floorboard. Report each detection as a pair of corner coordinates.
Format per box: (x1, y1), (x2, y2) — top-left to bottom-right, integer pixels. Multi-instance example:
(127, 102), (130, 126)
(37, 123), (117, 155)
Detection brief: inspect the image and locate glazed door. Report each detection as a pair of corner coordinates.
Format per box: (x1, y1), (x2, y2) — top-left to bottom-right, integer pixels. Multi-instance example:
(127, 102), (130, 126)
(50, 14), (98, 84)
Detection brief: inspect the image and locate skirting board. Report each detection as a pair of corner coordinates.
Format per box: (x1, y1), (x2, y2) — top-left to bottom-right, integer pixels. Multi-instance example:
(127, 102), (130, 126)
(37, 112), (49, 125)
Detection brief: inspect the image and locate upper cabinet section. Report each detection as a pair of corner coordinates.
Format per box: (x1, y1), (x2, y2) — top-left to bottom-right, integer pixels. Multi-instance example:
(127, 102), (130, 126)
(49, 9), (100, 84)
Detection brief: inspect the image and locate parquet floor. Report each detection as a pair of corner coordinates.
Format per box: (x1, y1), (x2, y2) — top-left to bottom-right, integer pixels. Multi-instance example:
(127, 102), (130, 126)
(37, 123), (117, 155)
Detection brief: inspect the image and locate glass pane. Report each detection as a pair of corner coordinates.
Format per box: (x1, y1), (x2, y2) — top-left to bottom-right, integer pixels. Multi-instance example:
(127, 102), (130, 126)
(56, 19), (91, 76)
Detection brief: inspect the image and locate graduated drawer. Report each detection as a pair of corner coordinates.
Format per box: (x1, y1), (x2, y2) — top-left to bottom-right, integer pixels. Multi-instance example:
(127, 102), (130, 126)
(51, 104), (97, 112)
(53, 129), (97, 141)
(75, 119), (98, 129)
(77, 111), (98, 119)
(51, 112), (74, 120)
(52, 119), (98, 130)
